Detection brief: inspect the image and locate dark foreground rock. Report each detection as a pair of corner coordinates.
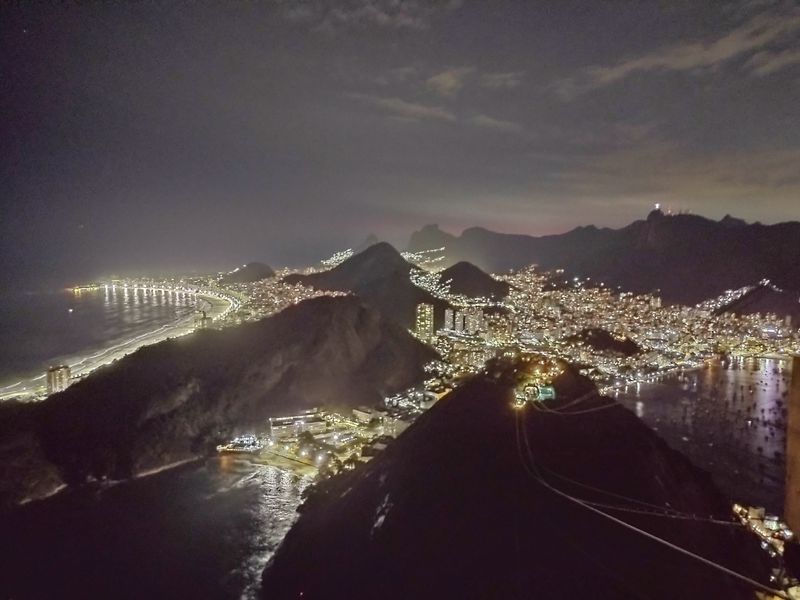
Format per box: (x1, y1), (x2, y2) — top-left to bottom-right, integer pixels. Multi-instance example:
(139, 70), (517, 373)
(262, 361), (770, 599)
(0, 296), (435, 507)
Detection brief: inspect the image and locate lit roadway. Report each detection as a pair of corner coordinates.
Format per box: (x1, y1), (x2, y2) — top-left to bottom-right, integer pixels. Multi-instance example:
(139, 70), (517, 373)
(0, 285), (238, 401)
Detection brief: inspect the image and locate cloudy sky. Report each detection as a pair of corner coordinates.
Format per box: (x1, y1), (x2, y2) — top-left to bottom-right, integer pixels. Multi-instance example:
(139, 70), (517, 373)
(1, 0), (798, 285)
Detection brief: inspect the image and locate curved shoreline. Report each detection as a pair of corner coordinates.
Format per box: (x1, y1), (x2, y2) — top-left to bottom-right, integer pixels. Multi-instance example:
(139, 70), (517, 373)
(0, 291), (235, 401)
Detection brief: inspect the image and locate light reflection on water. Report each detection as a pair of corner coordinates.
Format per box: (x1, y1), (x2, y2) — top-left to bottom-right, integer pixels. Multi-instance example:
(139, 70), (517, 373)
(216, 459), (312, 599)
(0, 288), (198, 383)
(2, 458), (310, 600)
(616, 357), (791, 512)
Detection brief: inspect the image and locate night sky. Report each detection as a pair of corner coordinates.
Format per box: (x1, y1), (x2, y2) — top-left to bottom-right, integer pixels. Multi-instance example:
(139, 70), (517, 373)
(2, 1), (798, 287)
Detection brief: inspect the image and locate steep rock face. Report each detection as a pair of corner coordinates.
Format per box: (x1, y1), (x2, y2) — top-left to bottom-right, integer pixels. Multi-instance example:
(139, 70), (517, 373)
(439, 261), (510, 299)
(220, 261), (275, 284)
(284, 242), (450, 329)
(263, 362), (767, 599)
(0, 402), (64, 508)
(407, 213), (800, 305)
(0, 296), (436, 506)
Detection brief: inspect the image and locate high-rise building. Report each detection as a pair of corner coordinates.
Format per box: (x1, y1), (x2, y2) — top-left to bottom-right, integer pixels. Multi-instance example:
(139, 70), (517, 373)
(454, 311), (465, 333)
(463, 307), (485, 334)
(46, 365), (71, 395)
(444, 308), (454, 331)
(415, 303), (434, 342)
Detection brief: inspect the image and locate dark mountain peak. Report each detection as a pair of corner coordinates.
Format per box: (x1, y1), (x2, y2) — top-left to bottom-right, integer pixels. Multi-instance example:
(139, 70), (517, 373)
(407, 224), (456, 252)
(443, 260), (485, 274)
(339, 242), (413, 277)
(461, 226), (491, 236)
(220, 261), (275, 284)
(262, 360), (762, 599)
(720, 214), (748, 228)
(440, 261), (510, 299)
(284, 243), (448, 329)
(647, 207), (666, 222)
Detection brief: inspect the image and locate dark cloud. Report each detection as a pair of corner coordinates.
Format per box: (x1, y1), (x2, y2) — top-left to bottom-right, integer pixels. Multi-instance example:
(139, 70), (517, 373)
(555, 5), (800, 97)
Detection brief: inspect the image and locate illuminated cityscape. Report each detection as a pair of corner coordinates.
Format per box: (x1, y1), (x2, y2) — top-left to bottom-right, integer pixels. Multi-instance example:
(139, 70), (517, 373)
(2, 1), (800, 598)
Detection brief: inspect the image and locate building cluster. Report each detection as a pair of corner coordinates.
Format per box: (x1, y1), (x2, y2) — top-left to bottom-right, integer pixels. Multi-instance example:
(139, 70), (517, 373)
(443, 307), (486, 335)
(218, 388), (442, 475)
(220, 268), (346, 324)
(406, 263), (800, 394)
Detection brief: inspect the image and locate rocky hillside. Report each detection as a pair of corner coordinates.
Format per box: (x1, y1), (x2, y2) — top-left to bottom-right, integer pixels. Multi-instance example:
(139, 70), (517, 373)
(284, 242), (450, 329)
(408, 211), (800, 305)
(0, 296), (436, 507)
(220, 261), (275, 284)
(717, 284), (800, 325)
(439, 261), (510, 299)
(568, 328), (642, 357)
(262, 360), (769, 599)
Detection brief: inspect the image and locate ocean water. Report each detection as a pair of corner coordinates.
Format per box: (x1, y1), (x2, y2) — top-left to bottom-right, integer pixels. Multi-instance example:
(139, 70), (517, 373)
(0, 287), (198, 385)
(616, 357), (790, 513)
(0, 458), (310, 600)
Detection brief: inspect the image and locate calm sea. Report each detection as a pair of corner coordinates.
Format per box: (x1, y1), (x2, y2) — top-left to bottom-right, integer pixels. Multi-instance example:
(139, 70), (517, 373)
(0, 287), (197, 384)
(616, 357), (790, 513)
(1, 458), (310, 600)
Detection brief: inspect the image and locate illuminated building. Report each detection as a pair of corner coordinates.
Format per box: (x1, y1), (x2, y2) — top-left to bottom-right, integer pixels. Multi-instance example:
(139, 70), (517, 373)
(464, 308), (484, 334)
(46, 365), (71, 395)
(454, 312), (465, 333)
(415, 303), (434, 341)
(444, 308), (454, 331)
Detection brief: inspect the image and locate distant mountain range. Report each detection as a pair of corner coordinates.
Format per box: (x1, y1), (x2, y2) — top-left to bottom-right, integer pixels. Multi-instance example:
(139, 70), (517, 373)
(262, 359), (765, 599)
(0, 296), (434, 507)
(220, 261), (275, 284)
(284, 243), (513, 329)
(408, 210), (800, 306)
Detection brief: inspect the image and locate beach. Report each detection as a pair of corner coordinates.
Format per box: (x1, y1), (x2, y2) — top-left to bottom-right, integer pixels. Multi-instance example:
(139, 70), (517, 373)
(0, 291), (233, 401)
